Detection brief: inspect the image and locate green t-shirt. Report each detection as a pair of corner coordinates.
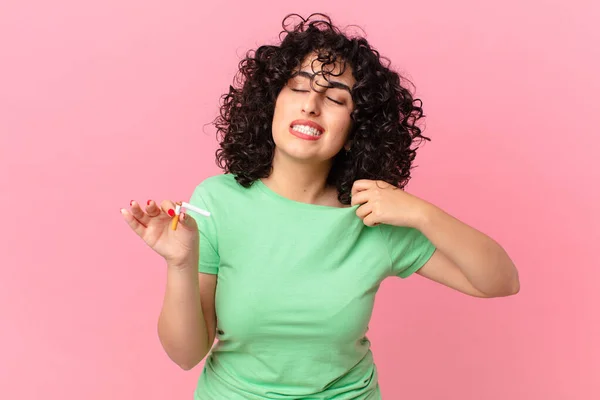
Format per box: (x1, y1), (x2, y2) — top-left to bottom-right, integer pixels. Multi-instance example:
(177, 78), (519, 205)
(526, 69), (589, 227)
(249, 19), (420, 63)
(187, 173), (435, 400)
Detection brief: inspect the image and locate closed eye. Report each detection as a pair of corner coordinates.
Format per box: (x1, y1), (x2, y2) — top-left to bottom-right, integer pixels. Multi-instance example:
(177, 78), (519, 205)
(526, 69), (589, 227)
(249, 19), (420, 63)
(291, 88), (344, 105)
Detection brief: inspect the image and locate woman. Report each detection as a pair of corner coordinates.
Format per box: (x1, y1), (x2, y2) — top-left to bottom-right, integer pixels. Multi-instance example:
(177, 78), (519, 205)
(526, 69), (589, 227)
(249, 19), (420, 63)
(121, 13), (519, 400)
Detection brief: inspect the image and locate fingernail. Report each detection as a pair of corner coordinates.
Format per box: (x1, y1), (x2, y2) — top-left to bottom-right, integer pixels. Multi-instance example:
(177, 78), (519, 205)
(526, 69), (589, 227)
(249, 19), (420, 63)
(147, 200), (152, 206)
(168, 209), (175, 217)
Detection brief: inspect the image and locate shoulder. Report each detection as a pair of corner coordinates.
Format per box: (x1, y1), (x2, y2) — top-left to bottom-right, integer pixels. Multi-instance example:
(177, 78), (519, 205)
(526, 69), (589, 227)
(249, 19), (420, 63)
(376, 223), (415, 239)
(193, 173), (242, 196)
(191, 173), (256, 207)
(196, 173), (237, 190)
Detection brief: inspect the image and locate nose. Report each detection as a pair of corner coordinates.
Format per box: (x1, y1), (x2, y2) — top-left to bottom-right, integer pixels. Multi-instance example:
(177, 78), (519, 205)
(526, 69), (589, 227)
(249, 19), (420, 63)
(301, 91), (321, 116)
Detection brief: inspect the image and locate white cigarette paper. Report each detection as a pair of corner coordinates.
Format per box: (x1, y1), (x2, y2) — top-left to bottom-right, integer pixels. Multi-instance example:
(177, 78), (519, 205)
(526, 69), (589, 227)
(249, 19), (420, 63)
(180, 202), (211, 217)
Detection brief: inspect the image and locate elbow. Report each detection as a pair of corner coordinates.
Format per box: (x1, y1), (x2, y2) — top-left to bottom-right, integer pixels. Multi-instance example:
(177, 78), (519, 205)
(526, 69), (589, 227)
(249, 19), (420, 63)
(508, 275), (520, 295)
(158, 326), (212, 371)
(485, 271), (520, 298)
(505, 264), (520, 296)
(175, 351), (208, 371)
(178, 360), (199, 371)
(162, 344), (209, 371)
(487, 258), (520, 297)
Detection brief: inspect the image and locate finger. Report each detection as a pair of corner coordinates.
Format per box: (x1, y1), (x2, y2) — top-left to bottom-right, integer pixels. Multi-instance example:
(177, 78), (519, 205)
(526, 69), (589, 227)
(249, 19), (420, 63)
(177, 211), (198, 231)
(145, 199), (162, 218)
(351, 179), (373, 197)
(355, 203), (372, 220)
(160, 200), (177, 218)
(130, 200), (151, 226)
(350, 190), (370, 207)
(363, 212), (380, 227)
(121, 208), (146, 237)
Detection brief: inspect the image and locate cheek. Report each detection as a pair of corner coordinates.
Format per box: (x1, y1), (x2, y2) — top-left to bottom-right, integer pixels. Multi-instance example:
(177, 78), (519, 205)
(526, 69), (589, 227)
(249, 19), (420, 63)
(271, 100), (286, 131)
(331, 115), (352, 139)
(271, 98), (294, 144)
(273, 94), (293, 125)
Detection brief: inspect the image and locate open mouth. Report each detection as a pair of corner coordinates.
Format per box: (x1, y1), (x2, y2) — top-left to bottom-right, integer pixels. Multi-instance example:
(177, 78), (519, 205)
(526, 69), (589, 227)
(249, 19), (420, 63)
(291, 124), (322, 137)
(289, 120), (325, 140)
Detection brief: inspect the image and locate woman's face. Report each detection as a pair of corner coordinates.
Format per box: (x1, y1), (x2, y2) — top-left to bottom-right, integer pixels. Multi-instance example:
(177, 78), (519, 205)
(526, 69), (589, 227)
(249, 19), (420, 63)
(271, 53), (356, 165)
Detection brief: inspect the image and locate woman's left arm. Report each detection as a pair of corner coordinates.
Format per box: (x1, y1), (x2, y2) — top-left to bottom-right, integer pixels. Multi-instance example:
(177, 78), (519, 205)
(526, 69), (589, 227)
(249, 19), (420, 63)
(351, 180), (520, 298)
(415, 204), (520, 297)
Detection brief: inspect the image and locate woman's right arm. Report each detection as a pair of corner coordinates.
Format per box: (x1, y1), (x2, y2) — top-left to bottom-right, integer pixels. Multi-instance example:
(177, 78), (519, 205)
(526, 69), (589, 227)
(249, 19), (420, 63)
(121, 199), (217, 371)
(157, 260), (217, 370)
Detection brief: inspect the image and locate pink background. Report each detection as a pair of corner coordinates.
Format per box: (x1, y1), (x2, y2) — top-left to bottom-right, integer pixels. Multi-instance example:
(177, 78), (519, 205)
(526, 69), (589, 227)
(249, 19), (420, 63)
(1, 1), (599, 399)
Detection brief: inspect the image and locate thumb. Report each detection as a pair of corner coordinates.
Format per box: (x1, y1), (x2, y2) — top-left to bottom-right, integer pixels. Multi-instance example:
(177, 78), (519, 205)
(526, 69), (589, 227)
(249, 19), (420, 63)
(174, 211), (198, 231)
(179, 211), (198, 231)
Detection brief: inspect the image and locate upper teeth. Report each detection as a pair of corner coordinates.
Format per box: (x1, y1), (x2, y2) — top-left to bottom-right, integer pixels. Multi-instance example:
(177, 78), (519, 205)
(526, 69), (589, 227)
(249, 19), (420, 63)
(292, 125), (321, 136)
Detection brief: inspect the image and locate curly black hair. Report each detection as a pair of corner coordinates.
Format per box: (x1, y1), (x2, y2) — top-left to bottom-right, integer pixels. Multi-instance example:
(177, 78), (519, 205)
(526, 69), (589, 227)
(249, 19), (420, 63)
(214, 13), (430, 205)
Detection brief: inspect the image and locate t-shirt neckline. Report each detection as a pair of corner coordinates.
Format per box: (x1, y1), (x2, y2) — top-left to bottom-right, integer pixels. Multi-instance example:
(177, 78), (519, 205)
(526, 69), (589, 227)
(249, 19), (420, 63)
(254, 178), (357, 212)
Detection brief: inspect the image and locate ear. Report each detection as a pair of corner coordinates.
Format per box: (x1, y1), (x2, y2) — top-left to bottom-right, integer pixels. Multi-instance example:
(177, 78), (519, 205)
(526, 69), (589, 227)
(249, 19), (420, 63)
(344, 140), (353, 151)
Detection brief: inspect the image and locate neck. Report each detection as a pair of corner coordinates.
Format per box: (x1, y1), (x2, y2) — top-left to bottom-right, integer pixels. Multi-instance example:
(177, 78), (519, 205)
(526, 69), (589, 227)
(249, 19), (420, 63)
(262, 150), (333, 205)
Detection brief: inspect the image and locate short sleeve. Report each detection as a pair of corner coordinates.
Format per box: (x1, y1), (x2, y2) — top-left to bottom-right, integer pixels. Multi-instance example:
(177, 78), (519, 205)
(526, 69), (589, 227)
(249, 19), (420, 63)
(378, 224), (436, 278)
(188, 184), (220, 274)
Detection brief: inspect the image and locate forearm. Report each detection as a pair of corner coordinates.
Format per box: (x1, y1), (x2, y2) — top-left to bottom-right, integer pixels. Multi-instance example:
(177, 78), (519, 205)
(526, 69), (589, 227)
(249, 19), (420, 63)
(157, 259), (209, 370)
(418, 204), (520, 297)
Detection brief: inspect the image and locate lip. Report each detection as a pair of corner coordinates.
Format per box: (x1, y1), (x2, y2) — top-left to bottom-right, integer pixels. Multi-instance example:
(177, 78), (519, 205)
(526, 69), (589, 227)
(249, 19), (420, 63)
(290, 120), (325, 134)
(289, 126), (322, 141)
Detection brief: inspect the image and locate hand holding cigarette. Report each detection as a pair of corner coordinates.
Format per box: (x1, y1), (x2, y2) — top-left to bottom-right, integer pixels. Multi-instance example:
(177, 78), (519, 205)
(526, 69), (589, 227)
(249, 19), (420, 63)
(121, 199), (209, 268)
(171, 201), (211, 230)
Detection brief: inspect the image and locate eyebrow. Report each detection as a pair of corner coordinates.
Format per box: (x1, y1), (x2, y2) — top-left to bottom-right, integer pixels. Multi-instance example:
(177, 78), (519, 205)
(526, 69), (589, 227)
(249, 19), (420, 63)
(295, 70), (353, 94)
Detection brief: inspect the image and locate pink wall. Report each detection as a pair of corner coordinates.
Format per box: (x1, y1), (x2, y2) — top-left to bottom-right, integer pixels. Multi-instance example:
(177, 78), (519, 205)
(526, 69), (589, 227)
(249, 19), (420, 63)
(1, 1), (598, 399)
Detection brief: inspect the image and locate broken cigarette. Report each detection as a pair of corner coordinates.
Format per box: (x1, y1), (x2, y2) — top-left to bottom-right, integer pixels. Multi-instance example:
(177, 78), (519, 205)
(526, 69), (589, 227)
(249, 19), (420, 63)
(170, 201), (211, 230)
(170, 202), (182, 231)
(179, 202), (211, 217)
